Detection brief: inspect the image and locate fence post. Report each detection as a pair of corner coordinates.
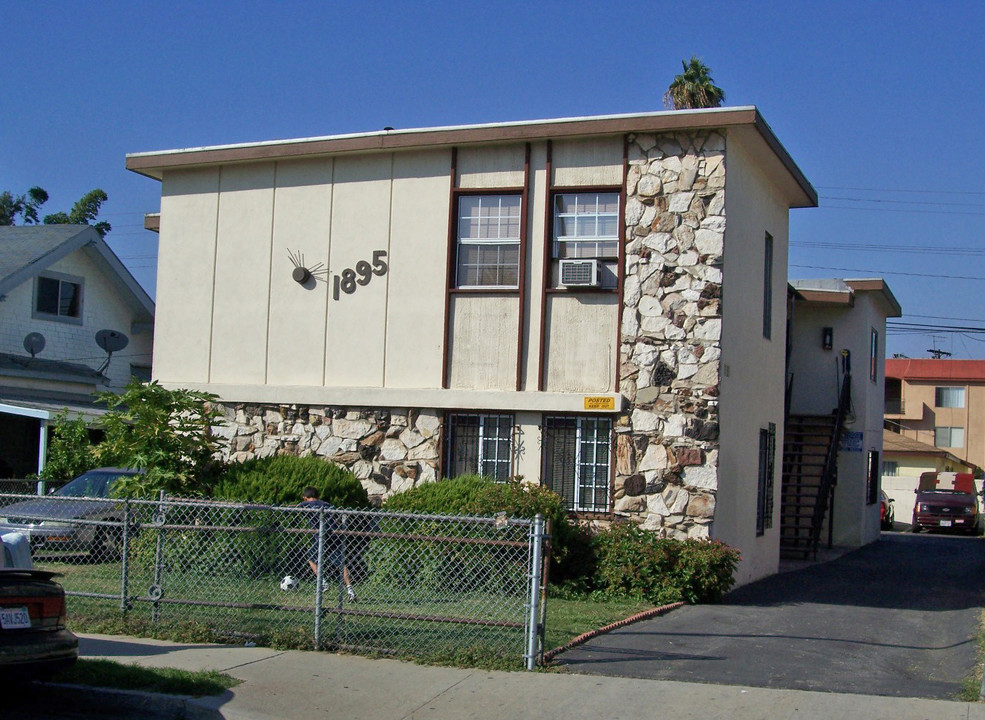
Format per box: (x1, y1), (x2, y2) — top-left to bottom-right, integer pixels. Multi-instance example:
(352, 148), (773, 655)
(313, 507), (325, 650)
(524, 514), (545, 670)
(120, 499), (131, 613)
(151, 492), (166, 623)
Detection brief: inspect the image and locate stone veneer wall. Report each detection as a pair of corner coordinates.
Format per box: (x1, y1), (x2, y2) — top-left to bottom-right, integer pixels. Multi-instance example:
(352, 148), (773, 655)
(213, 404), (441, 505)
(616, 130), (725, 540)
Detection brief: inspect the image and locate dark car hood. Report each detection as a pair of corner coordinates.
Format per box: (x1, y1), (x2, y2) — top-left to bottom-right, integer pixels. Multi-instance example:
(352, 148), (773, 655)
(0, 497), (115, 522)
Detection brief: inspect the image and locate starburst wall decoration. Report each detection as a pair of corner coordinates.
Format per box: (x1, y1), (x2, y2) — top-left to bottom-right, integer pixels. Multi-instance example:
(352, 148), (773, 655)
(287, 248), (329, 284)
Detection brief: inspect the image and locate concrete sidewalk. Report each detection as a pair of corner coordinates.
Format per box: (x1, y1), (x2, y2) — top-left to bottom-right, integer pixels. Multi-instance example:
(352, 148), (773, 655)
(48, 633), (985, 720)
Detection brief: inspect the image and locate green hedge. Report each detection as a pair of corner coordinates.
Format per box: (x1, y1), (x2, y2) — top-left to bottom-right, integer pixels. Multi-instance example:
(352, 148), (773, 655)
(211, 455), (371, 508)
(590, 523), (740, 604)
(383, 475), (588, 584)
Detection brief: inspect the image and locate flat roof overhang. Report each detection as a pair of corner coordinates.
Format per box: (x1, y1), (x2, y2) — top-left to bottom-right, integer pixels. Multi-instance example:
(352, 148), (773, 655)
(126, 107), (817, 209)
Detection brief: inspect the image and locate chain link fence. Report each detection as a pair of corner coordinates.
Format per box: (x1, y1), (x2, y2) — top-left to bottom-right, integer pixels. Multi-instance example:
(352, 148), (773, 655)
(0, 492), (548, 668)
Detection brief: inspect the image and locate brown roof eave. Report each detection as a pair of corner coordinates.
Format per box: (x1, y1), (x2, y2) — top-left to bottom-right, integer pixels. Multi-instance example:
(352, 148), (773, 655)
(125, 108), (817, 206)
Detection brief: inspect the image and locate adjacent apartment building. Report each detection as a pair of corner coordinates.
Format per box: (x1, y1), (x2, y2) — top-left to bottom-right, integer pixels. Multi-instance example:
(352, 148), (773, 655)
(885, 359), (985, 473)
(127, 107), (817, 584)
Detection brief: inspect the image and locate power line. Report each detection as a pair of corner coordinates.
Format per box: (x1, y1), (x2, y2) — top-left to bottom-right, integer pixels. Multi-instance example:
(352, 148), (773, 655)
(789, 264), (985, 281)
(821, 195), (985, 208)
(817, 185), (985, 196)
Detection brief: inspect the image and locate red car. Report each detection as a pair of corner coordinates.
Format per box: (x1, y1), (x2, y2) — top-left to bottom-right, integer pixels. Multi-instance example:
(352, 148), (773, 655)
(911, 472), (983, 535)
(0, 533), (78, 680)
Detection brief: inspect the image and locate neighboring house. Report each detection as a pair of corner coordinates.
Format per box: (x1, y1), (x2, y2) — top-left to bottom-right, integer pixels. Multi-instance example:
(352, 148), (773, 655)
(885, 358), (985, 472)
(0, 225), (155, 477)
(783, 278), (901, 550)
(881, 429), (973, 518)
(127, 107), (817, 585)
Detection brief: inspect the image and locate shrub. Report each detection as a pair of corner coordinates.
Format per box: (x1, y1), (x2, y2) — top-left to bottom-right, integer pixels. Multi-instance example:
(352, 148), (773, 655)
(95, 380), (226, 498)
(40, 410), (98, 481)
(212, 455), (370, 508)
(590, 523), (740, 604)
(382, 475), (585, 585)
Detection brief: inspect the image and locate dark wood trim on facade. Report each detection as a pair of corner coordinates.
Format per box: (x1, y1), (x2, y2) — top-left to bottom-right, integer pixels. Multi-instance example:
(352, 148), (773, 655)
(441, 148), (458, 389)
(615, 137), (628, 395)
(516, 143), (531, 391)
(537, 141), (553, 392)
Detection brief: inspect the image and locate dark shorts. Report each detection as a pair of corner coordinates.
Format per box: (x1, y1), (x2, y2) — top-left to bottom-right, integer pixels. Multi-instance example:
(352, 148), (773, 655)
(308, 541), (343, 568)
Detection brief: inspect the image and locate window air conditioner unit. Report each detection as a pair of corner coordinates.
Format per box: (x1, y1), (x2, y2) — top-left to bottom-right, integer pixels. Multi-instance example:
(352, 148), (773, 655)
(559, 259), (601, 287)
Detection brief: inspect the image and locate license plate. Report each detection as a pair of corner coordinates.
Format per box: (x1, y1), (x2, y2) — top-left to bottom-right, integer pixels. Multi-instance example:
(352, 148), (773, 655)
(940, 519), (952, 527)
(0, 606), (31, 629)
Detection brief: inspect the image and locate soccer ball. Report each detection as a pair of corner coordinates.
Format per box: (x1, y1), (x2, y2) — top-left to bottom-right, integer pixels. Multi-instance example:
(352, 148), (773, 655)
(279, 575), (298, 591)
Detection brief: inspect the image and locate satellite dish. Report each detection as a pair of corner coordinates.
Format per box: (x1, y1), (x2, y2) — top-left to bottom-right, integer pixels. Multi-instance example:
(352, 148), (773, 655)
(23, 332), (46, 358)
(95, 330), (129, 354)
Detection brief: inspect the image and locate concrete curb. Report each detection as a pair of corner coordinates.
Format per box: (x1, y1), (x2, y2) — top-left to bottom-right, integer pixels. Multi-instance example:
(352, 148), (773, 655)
(542, 601), (685, 663)
(19, 682), (224, 720)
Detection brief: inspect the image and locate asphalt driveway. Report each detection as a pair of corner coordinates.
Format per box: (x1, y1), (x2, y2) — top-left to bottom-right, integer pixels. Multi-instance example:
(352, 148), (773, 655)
(559, 533), (985, 699)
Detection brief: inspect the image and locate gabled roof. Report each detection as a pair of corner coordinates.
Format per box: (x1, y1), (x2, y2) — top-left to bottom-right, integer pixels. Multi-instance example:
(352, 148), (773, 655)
(0, 225), (154, 322)
(885, 358), (985, 382)
(126, 106), (818, 209)
(882, 430), (973, 470)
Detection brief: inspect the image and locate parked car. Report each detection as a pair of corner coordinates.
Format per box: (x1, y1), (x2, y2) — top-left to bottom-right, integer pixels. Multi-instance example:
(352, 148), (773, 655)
(910, 471), (983, 535)
(0, 468), (141, 561)
(0, 532), (78, 680)
(879, 490), (895, 530)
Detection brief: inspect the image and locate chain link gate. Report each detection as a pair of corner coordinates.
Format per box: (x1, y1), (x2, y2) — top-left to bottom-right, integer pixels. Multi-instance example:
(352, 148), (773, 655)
(0, 492), (549, 666)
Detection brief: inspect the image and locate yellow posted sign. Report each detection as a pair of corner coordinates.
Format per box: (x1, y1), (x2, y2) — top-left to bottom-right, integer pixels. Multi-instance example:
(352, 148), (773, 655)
(583, 396), (616, 411)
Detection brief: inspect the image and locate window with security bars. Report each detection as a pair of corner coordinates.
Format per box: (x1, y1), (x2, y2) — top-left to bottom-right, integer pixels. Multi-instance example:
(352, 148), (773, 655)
(455, 195), (521, 288)
(542, 416), (612, 512)
(444, 413), (514, 479)
(756, 423), (776, 536)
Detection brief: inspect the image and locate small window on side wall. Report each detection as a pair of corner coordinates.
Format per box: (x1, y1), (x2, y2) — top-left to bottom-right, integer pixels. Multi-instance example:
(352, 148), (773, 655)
(34, 273), (83, 323)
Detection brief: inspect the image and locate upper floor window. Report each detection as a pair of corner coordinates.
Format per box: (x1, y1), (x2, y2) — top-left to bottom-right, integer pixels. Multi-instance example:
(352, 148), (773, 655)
(935, 386), (965, 408)
(552, 192), (619, 289)
(444, 413), (514, 479)
(756, 422), (776, 535)
(455, 195), (521, 289)
(34, 273), (83, 323)
(762, 233), (773, 340)
(869, 328), (879, 382)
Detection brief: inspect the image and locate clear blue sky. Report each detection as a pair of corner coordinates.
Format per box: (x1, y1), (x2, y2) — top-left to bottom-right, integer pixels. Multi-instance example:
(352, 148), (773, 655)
(5, 0), (983, 359)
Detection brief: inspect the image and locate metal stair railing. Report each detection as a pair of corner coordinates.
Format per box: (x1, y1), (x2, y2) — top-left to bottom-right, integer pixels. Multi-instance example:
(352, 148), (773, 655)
(806, 371), (851, 559)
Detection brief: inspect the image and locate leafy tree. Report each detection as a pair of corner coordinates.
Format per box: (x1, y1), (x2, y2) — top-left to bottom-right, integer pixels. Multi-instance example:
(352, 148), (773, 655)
(93, 380), (227, 497)
(0, 186), (112, 237)
(664, 56), (726, 110)
(43, 188), (112, 237)
(39, 410), (98, 481)
(0, 186), (49, 225)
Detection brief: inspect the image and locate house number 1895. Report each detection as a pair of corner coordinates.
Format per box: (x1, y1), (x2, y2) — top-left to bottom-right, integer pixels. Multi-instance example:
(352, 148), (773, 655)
(333, 250), (388, 300)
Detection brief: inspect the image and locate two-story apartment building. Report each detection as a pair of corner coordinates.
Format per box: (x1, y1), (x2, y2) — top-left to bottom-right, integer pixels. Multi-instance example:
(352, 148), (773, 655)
(127, 107), (817, 584)
(885, 358), (985, 473)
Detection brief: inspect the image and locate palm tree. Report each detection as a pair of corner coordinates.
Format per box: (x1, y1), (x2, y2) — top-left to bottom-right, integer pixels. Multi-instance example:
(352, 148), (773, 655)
(664, 56), (726, 110)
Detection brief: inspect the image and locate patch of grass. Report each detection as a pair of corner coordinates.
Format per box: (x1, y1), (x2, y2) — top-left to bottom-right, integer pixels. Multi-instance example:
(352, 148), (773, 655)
(958, 609), (985, 702)
(51, 659), (239, 696)
(545, 592), (655, 654)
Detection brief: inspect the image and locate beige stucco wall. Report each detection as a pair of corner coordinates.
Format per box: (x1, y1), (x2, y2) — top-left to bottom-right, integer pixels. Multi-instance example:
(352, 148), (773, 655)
(892, 380), (985, 472)
(715, 135), (790, 585)
(788, 293), (888, 546)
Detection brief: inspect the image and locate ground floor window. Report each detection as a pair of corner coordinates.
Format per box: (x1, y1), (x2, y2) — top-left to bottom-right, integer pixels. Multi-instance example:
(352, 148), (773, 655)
(756, 423), (776, 536)
(444, 413), (514, 479)
(866, 450), (880, 505)
(883, 460), (899, 477)
(542, 415), (612, 512)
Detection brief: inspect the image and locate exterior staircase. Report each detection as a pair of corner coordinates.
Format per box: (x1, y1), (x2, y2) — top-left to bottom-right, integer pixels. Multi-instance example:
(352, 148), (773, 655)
(780, 374), (851, 559)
